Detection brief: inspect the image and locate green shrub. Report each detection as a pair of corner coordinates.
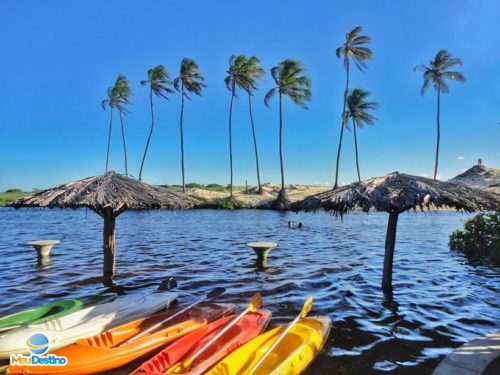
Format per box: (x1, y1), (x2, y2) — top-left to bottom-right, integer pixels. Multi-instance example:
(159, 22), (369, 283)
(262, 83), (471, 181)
(205, 184), (227, 192)
(449, 212), (500, 266)
(5, 188), (22, 193)
(194, 197), (252, 209)
(0, 190), (28, 206)
(185, 183), (205, 189)
(159, 185), (183, 192)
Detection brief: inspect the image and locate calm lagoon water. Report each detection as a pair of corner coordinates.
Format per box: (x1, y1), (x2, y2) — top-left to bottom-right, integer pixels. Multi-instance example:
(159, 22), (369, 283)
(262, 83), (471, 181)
(0, 208), (499, 374)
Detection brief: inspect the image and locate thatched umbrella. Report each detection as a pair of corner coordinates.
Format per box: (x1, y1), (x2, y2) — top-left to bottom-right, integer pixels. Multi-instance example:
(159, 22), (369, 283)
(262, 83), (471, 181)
(11, 172), (198, 277)
(291, 172), (500, 290)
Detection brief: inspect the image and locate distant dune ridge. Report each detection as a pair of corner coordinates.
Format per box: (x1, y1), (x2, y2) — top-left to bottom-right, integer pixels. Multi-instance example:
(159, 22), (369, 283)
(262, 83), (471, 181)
(448, 165), (500, 194)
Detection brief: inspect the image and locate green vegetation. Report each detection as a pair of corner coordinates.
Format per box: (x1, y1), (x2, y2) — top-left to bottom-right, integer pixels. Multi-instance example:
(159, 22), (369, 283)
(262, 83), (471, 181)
(0, 189), (28, 206)
(265, 59), (311, 209)
(139, 65), (175, 181)
(415, 50), (465, 180)
(449, 212), (500, 266)
(334, 26), (372, 189)
(174, 58), (207, 193)
(225, 55), (265, 195)
(160, 183), (232, 193)
(344, 88), (378, 181)
(102, 75), (132, 176)
(193, 196), (252, 209)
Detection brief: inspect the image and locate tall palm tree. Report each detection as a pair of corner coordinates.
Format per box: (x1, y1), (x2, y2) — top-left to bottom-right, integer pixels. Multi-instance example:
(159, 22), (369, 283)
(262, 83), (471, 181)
(344, 88), (378, 181)
(139, 65), (174, 181)
(334, 26), (372, 188)
(112, 75), (132, 177)
(415, 49), (465, 180)
(224, 55), (247, 198)
(228, 55), (265, 195)
(101, 86), (116, 173)
(174, 58), (206, 193)
(264, 59), (311, 209)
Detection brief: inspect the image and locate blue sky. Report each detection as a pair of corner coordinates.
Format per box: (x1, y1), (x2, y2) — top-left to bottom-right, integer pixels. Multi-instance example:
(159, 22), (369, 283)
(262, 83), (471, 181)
(0, 0), (499, 191)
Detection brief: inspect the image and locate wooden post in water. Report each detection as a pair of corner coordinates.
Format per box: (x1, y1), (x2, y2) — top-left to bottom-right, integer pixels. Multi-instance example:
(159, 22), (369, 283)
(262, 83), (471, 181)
(102, 207), (117, 277)
(382, 212), (399, 290)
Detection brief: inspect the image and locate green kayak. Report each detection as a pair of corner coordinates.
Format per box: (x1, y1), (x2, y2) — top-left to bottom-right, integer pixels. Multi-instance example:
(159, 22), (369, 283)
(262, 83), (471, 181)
(0, 293), (116, 332)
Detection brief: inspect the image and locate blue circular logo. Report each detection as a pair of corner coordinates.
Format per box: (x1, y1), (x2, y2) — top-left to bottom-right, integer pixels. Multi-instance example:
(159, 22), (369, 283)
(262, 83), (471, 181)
(26, 333), (49, 355)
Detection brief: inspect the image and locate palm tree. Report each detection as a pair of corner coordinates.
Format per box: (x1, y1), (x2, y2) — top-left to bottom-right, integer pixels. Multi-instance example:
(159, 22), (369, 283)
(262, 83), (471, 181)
(139, 65), (174, 181)
(334, 26), (372, 188)
(111, 75), (132, 177)
(101, 86), (116, 173)
(344, 88), (378, 181)
(228, 55), (265, 194)
(224, 55), (247, 198)
(415, 49), (465, 180)
(174, 58), (206, 193)
(264, 59), (311, 209)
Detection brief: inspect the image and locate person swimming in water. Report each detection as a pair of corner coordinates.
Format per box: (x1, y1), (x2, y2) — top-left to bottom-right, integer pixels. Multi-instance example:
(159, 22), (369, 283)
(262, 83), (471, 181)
(288, 221), (304, 229)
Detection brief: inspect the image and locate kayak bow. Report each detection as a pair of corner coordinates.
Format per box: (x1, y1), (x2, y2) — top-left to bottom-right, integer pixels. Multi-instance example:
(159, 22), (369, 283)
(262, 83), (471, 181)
(7, 303), (234, 375)
(206, 315), (331, 375)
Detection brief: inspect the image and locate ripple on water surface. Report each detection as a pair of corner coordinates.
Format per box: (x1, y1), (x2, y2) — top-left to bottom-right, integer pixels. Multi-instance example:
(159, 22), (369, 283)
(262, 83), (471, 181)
(0, 208), (499, 374)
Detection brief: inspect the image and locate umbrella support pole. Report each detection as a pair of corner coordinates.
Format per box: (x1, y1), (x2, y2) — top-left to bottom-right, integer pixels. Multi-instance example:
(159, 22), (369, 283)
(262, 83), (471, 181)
(103, 212), (116, 277)
(382, 212), (398, 291)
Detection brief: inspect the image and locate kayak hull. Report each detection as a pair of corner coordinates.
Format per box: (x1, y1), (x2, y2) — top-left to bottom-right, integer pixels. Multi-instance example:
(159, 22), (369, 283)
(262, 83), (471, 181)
(133, 309), (272, 375)
(0, 292), (177, 359)
(0, 293), (116, 333)
(206, 315), (332, 375)
(0, 300), (83, 331)
(7, 303), (234, 375)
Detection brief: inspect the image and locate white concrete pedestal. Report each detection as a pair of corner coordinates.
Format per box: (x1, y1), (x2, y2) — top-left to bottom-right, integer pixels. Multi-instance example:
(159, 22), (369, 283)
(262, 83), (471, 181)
(247, 241), (278, 261)
(26, 240), (60, 257)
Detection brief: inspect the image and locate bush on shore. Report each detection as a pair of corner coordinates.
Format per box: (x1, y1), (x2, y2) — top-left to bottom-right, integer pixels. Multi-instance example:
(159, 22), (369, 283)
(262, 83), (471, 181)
(449, 212), (500, 266)
(193, 196), (252, 209)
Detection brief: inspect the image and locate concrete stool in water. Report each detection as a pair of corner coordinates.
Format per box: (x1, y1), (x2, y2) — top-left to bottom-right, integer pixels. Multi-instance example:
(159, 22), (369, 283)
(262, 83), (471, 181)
(26, 240), (60, 258)
(247, 242), (278, 261)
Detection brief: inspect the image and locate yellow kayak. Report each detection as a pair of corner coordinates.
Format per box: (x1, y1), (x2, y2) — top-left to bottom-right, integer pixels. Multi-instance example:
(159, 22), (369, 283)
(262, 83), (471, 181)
(206, 315), (331, 375)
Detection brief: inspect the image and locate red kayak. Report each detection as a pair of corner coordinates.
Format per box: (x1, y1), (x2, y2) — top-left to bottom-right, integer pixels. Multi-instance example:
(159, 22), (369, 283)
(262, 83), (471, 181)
(131, 309), (272, 374)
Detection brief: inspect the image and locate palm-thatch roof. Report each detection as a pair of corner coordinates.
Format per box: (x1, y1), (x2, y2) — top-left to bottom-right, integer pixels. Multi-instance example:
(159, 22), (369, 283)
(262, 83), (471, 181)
(11, 171), (198, 215)
(291, 172), (500, 215)
(292, 172), (499, 291)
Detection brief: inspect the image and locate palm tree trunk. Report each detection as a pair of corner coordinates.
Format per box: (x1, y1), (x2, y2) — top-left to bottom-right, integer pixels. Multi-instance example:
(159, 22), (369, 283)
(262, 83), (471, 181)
(334, 61), (350, 188)
(353, 118), (361, 181)
(228, 84), (235, 198)
(102, 208), (116, 277)
(139, 89), (155, 181)
(278, 92), (285, 194)
(382, 212), (399, 291)
(433, 89), (441, 180)
(105, 109), (113, 173)
(180, 86), (186, 193)
(119, 111), (128, 177)
(248, 92), (263, 194)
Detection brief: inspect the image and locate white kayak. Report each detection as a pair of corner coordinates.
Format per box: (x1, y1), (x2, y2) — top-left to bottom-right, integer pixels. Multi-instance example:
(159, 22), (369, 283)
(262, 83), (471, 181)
(0, 291), (177, 359)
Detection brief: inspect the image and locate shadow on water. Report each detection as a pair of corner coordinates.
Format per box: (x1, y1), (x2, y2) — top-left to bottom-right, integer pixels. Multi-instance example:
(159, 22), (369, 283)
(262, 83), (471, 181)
(0, 208), (499, 374)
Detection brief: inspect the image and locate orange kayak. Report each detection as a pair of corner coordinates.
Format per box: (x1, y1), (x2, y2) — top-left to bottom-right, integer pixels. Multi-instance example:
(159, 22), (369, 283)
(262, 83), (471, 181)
(7, 303), (234, 375)
(131, 309), (272, 374)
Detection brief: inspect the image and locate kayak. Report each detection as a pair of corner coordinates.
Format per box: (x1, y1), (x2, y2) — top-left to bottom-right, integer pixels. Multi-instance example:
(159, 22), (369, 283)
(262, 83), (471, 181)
(0, 291), (177, 359)
(0, 293), (116, 332)
(206, 315), (331, 375)
(7, 303), (234, 375)
(132, 309), (272, 375)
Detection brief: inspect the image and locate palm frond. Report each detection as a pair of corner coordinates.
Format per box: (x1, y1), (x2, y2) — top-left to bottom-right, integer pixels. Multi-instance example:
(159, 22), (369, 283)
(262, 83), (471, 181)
(345, 88), (378, 128)
(336, 25), (372, 72)
(175, 58), (206, 97)
(264, 87), (277, 108)
(416, 50), (465, 95)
